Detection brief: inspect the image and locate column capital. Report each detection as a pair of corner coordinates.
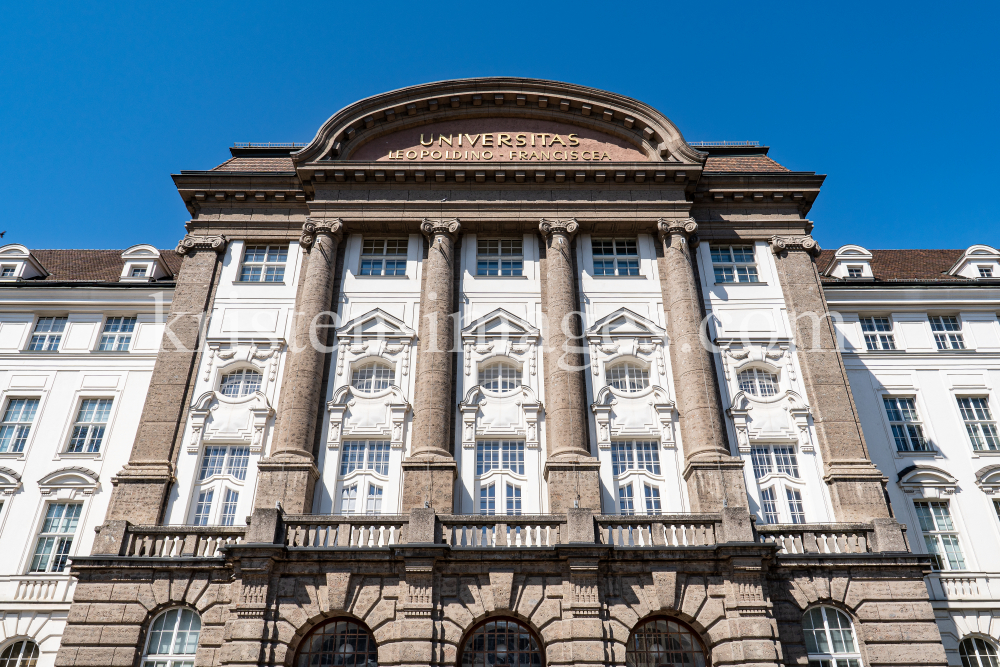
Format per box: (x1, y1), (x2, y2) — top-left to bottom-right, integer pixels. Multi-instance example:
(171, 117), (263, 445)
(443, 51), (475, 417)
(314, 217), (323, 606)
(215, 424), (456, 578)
(656, 218), (698, 242)
(538, 218), (579, 239)
(769, 234), (822, 257)
(175, 234), (228, 255)
(300, 219), (344, 248)
(420, 218), (461, 240)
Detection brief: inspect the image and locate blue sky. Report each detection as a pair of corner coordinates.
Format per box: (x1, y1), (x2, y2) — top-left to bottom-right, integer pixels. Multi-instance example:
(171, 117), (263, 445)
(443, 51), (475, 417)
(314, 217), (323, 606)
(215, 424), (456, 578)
(1, 1), (996, 251)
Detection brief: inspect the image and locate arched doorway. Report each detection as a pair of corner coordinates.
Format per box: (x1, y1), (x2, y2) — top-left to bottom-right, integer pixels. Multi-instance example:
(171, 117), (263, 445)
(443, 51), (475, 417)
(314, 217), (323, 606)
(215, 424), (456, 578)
(626, 617), (708, 667)
(460, 618), (543, 667)
(296, 618), (379, 667)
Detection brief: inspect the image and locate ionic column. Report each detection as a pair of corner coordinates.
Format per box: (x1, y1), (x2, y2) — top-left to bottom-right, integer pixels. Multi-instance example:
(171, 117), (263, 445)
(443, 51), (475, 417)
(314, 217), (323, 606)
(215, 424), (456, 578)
(255, 219), (343, 513)
(401, 219), (460, 511)
(769, 235), (892, 522)
(656, 219), (748, 513)
(106, 234), (227, 524)
(538, 219), (601, 514)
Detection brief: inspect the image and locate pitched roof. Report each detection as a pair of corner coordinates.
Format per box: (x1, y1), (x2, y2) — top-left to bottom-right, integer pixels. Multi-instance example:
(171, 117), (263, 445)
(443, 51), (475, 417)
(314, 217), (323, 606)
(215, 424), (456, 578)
(818, 248), (968, 282)
(212, 157), (295, 172)
(703, 155), (790, 173)
(27, 249), (181, 283)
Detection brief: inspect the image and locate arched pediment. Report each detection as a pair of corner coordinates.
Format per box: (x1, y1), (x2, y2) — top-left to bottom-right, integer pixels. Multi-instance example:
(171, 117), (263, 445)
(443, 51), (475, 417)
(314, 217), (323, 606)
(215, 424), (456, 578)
(0, 466), (22, 495)
(327, 385), (411, 450)
(292, 78), (706, 166)
(38, 467), (100, 496)
(462, 308), (539, 343)
(336, 308), (415, 342)
(727, 390), (812, 453)
(974, 464), (1000, 495)
(586, 307), (665, 342)
(330, 384), (408, 406)
(188, 390), (274, 453)
(898, 465), (958, 496)
(458, 384), (542, 450)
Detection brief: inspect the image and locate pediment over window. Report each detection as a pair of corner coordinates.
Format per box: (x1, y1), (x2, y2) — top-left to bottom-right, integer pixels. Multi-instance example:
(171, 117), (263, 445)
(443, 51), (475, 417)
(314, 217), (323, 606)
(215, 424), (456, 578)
(947, 244), (1000, 279)
(974, 464), (1000, 495)
(586, 308), (665, 342)
(728, 389), (812, 453)
(38, 467), (99, 497)
(0, 244), (48, 281)
(821, 244), (873, 279)
(327, 385), (410, 450)
(187, 390), (274, 453)
(0, 466), (22, 495)
(898, 465), (958, 496)
(336, 308), (415, 342)
(462, 308), (539, 343)
(459, 384), (541, 449)
(591, 384), (675, 449)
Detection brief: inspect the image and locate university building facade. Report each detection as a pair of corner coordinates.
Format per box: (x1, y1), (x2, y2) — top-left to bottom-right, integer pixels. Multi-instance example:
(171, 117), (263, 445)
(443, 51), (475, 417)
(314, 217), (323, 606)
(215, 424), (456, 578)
(2, 77), (999, 666)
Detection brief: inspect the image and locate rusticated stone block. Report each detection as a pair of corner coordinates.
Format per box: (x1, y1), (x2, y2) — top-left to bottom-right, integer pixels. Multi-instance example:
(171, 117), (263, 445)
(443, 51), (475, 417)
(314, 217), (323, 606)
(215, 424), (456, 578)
(85, 603), (126, 624)
(73, 583), (114, 602)
(122, 603), (150, 624)
(54, 647), (78, 667)
(73, 647), (119, 666)
(60, 626), (102, 645)
(99, 625), (142, 646)
(866, 643), (947, 664)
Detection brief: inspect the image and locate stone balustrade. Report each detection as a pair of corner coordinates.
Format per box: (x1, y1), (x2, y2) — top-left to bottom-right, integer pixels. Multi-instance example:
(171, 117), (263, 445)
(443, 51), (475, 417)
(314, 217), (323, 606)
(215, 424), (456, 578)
(756, 523), (874, 554)
(440, 514), (565, 547)
(926, 572), (1000, 601)
(284, 515), (408, 547)
(121, 525), (245, 558)
(596, 514), (720, 547)
(0, 574), (74, 603)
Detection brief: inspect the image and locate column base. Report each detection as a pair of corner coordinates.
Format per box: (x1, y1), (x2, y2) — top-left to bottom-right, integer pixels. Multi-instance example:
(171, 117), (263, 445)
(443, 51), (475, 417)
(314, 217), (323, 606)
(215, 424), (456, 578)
(401, 457), (457, 512)
(254, 454), (319, 514)
(107, 463), (173, 524)
(544, 457), (602, 514)
(824, 460), (891, 522)
(683, 456), (749, 513)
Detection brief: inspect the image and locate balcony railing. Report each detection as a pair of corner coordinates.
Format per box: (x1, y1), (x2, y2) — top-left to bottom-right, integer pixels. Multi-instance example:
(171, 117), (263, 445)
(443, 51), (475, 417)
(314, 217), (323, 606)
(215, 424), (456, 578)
(596, 514), (720, 547)
(440, 515), (565, 547)
(123, 525), (246, 558)
(756, 524), (874, 554)
(0, 574), (75, 603)
(284, 515), (408, 548)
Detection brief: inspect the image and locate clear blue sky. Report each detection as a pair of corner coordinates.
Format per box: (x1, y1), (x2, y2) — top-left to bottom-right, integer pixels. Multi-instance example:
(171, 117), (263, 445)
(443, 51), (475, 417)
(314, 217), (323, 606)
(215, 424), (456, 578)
(2, 1), (996, 251)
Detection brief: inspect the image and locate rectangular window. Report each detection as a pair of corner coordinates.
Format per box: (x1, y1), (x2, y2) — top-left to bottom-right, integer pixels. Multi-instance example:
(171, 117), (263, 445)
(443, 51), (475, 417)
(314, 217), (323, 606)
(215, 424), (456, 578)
(958, 397), (1000, 451)
(339, 440), (391, 475)
(193, 490), (213, 525)
(994, 500), (1000, 524)
(750, 445), (800, 479)
(0, 398), (39, 453)
(915, 500), (966, 571)
(506, 484), (521, 516)
(28, 317), (67, 351)
(129, 266), (148, 278)
(360, 239), (408, 276)
(618, 484), (635, 515)
(476, 441), (524, 475)
(930, 316), (966, 350)
(847, 265), (863, 278)
(30, 503), (82, 572)
(98, 316), (137, 351)
(220, 489), (239, 526)
(760, 487), (779, 524)
(0, 266), (15, 278)
(479, 483), (495, 515)
(66, 398), (113, 453)
(198, 446), (250, 481)
(711, 245), (759, 283)
(980, 266), (994, 278)
(786, 488), (806, 524)
(477, 239), (523, 276)
(610, 440), (660, 475)
(340, 442), (366, 475)
(883, 398), (929, 452)
(366, 484), (383, 515)
(860, 316), (896, 350)
(239, 244), (287, 282)
(340, 484), (357, 514)
(644, 484), (662, 515)
(592, 238), (639, 276)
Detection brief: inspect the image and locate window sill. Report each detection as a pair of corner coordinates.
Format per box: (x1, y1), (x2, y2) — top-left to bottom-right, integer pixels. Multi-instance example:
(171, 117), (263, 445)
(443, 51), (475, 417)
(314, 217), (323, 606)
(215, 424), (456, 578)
(354, 274), (410, 279)
(862, 348), (907, 354)
(714, 281), (768, 286)
(58, 451), (103, 460)
(0, 451), (26, 460)
(933, 348), (978, 353)
(473, 274), (528, 279)
(91, 350), (133, 355)
(232, 281), (286, 286)
(592, 274), (646, 279)
(971, 449), (1000, 458)
(894, 449), (939, 458)
(19, 349), (61, 354)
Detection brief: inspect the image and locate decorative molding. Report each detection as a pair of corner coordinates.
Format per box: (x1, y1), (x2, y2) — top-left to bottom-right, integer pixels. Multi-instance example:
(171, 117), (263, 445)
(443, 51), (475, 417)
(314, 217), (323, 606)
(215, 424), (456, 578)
(727, 389), (812, 454)
(898, 465), (959, 497)
(327, 385), (411, 450)
(37, 467), (100, 497)
(459, 384), (542, 450)
(538, 219), (579, 239)
(188, 390), (274, 453)
(0, 466), (22, 495)
(769, 235), (821, 257)
(656, 217), (698, 242)
(975, 464), (1000, 495)
(420, 218), (461, 240)
(300, 219), (344, 248)
(591, 385), (675, 450)
(175, 234), (228, 255)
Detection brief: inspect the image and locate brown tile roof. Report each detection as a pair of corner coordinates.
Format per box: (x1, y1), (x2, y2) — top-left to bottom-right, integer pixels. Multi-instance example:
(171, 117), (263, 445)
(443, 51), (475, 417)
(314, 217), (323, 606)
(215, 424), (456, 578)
(703, 155), (790, 173)
(818, 248), (967, 282)
(212, 157), (295, 172)
(28, 249), (181, 283)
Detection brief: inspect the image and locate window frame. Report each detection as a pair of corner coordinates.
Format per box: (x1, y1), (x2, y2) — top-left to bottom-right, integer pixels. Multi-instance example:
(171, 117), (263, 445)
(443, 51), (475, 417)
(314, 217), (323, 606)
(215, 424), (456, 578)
(958, 396), (1000, 452)
(711, 244), (760, 284)
(29, 501), (83, 573)
(219, 367), (264, 398)
(929, 315), (966, 350)
(27, 316), (68, 351)
(605, 360), (651, 393)
(591, 238), (640, 277)
(914, 499), (967, 571)
(237, 243), (288, 283)
(97, 316), (137, 352)
(860, 316), (897, 351)
(978, 265), (995, 278)
(737, 367), (780, 397)
(476, 238), (524, 277)
(141, 607), (202, 667)
(350, 360), (396, 394)
(625, 616), (708, 667)
(359, 238), (408, 277)
(0, 396), (41, 455)
(610, 439), (661, 476)
(802, 606), (864, 667)
(65, 397), (114, 454)
(882, 396), (931, 453)
(0, 640), (40, 667)
(959, 636), (1000, 667)
(190, 445), (251, 526)
(478, 360), (521, 394)
(459, 618), (544, 667)
(295, 618), (379, 667)
(476, 440), (526, 516)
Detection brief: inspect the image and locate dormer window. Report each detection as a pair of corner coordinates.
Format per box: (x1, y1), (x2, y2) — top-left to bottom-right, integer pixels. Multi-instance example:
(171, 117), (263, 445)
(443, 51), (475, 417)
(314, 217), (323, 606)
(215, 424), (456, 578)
(981, 265), (994, 278)
(847, 265), (863, 278)
(129, 266), (148, 278)
(119, 245), (170, 282)
(220, 369), (262, 398)
(0, 266), (15, 278)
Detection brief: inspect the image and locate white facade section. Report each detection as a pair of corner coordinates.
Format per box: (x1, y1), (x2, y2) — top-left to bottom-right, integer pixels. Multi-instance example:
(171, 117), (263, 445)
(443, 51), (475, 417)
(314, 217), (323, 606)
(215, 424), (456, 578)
(825, 253), (1000, 667)
(0, 278), (170, 667)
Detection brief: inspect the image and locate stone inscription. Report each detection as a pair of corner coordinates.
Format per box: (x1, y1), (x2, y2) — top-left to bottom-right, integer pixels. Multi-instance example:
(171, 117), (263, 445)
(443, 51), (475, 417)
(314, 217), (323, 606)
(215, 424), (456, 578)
(386, 133), (612, 162)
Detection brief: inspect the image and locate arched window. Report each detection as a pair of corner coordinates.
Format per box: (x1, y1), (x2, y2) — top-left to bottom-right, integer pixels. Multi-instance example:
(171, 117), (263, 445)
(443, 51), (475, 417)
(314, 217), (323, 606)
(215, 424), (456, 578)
(297, 619), (378, 667)
(802, 606), (862, 666)
(143, 608), (201, 667)
(351, 361), (394, 393)
(607, 362), (649, 393)
(738, 368), (778, 397)
(960, 637), (1000, 667)
(461, 618), (542, 667)
(625, 617), (707, 667)
(0, 640), (39, 667)
(481, 362), (520, 393)
(220, 369), (262, 397)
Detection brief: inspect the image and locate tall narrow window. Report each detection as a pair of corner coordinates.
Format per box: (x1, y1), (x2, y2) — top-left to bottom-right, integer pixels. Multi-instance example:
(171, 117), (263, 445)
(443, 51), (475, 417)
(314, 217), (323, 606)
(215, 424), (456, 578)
(480, 362), (520, 393)
(193, 490), (214, 525)
(351, 362), (394, 393)
(479, 483), (495, 515)
(98, 316), (137, 351)
(67, 398), (112, 453)
(220, 369), (263, 397)
(644, 484), (662, 514)
(737, 368), (778, 397)
(960, 637), (1000, 667)
(30, 503), (81, 572)
(220, 489), (239, 526)
(786, 488), (806, 524)
(506, 484), (521, 515)
(915, 500), (966, 570)
(360, 238), (408, 276)
(618, 484), (635, 515)
(28, 316), (67, 351)
(883, 397), (929, 452)
(477, 239), (523, 276)
(592, 238), (639, 276)
(366, 484), (383, 515)
(802, 607), (862, 667)
(959, 397), (1000, 451)
(340, 484), (357, 514)
(143, 608), (201, 667)
(760, 487), (779, 524)
(860, 316), (896, 350)
(606, 362), (650, 392)
(930, 315), (966, 350)
(711, 245), (759, 283)
(239, 244), (287, 282)
(0, 398), (39, 453)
